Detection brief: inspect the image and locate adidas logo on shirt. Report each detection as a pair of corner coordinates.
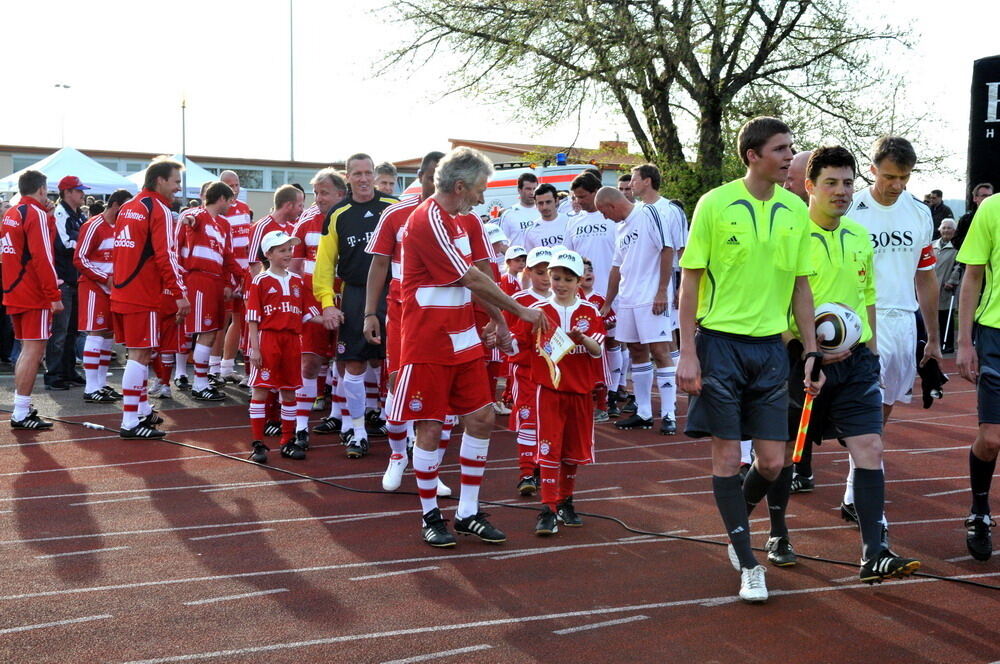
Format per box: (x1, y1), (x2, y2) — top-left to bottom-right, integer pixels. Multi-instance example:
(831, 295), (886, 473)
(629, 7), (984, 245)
(267, 287), (278, 294)
(364, 210), (374, 218)
(857, 202), (868, 210)
(726, 235), (740, 245)
(114, 225), (136, 249)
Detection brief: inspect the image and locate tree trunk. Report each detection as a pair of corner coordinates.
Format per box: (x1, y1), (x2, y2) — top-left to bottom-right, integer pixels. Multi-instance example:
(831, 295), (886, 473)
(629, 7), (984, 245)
(696, 99), (726, 190)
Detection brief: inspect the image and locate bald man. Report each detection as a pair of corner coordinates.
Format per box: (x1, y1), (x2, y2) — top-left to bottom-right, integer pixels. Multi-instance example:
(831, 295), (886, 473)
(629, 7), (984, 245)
(783, 150), (812, 203)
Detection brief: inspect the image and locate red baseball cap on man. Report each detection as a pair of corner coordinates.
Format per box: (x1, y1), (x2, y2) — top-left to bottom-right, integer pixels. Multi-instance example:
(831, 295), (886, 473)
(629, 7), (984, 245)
(58, 175), (90, 191)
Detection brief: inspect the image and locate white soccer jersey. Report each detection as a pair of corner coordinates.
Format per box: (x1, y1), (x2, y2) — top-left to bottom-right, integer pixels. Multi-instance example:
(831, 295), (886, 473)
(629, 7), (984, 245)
(612, 203), (675, 306)
(647, 196), (688, 269)
(848, 188), (936, 312)
(523, 215), (568, 251)
(564, 210), (615, 296)
(499, 204), (539, 247)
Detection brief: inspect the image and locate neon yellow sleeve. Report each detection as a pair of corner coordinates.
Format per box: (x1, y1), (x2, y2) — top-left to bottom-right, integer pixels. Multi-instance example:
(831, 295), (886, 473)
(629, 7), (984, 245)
(313, 221), (340, 309)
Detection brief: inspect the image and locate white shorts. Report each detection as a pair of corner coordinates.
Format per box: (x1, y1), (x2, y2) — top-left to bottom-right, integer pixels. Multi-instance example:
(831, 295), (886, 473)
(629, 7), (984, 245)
(668, 306), (679, 333)
(876, 309), (916, 405)
(615, 303), (671, 345)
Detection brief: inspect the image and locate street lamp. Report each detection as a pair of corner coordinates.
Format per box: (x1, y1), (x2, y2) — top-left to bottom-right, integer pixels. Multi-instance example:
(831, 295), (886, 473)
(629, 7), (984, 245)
(54, 83), (70, 147)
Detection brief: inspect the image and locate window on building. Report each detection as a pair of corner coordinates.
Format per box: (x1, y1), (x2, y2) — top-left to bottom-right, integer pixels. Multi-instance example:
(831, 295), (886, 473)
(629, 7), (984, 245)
(125, 161), (145, 174)
(288, 170), (315, 187)
(12, 155), (38, 172)
(271, 170), (286, 189)
(96, 158), (119, 172)
(228, 169), (263, 190)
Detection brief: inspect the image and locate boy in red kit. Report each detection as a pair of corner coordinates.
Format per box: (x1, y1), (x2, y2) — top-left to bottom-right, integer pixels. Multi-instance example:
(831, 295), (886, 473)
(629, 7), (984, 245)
(246, 231), (321, 462)
(500, 245), (527, 296)
(505, 245), (554, 496)
(510, 249), (605, 535)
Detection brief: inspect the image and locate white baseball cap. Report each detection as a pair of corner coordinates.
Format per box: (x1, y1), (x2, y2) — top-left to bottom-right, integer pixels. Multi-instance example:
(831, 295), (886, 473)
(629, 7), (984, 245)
(526, 246), (555, 267)
(484, 222), (508, 245)
(548, 248), (585, 277)
(261, 230), (300, 255)
(504, 245), (528, 260)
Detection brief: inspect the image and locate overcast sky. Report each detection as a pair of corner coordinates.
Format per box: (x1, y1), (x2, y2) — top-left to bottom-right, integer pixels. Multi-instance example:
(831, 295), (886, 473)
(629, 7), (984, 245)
(2, 0), (996, 200)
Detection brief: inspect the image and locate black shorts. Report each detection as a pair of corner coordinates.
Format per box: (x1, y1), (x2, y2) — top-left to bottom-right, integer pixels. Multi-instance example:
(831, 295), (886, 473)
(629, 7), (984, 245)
(975, 324), (1000, 424)
(786, 340), (882, 443)
(685, 327), (788, 441)
(336, 283), (387, 362)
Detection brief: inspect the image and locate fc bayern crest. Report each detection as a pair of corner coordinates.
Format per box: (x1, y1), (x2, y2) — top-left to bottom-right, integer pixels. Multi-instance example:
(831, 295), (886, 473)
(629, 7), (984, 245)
(261, 370), (271, 381)
(575, 318), (590, 333)
(96, 315), (104, 325)
(409, 397), (423, 412)
(293, 286), (300, 298)
(337, 342), (346, 354)
(519, 406), (530, 420)
(539, 441), (551, 456)
(203, 315), (213, 326)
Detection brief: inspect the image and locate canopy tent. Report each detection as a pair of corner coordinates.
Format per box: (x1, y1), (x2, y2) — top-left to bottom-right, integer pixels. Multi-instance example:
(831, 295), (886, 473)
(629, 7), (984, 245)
(128, 154), (230, 201)
(0, 147), (138, 196)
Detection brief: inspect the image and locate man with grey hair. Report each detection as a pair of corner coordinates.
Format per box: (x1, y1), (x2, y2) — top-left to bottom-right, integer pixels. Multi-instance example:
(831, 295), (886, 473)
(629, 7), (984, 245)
(933, 218), (962, 353)
(374, 162), (398, 196)
(390, 146), (546, 547)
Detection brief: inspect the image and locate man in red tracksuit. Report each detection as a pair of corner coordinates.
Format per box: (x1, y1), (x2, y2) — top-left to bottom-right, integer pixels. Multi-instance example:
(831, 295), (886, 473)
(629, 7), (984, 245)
(111, 158), (189, 439)
(1, 170), (63, 429)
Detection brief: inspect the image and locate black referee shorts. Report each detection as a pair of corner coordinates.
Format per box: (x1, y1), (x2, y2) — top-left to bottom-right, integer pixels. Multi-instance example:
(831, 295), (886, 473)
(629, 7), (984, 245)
(337, 283), (387, 363)
(975, 323), (1000, 424)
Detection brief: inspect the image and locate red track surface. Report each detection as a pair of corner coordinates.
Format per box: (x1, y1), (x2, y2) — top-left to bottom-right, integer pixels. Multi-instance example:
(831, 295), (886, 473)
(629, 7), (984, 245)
(1, 360), (999, 663)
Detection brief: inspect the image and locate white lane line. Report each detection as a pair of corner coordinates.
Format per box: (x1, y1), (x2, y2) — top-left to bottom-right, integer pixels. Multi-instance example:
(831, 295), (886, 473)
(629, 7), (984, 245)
(324, 514), (407, 525)
(572, 486), (621, 495)
(188, 529), (274, 541)
(116, 573), (1000, 664)
(380, 644), (492, 664)
(0, 424), (246, 449)
(0, 613), (112, 635)
(553, 614), (648, 635)
(945, 551), (1000, 563)
(0, 453), (221, 477)
(34, 546), (130, 559)
(490, 538), (676, 561)
(70, 496), (152, 507)
(182, 588), (288, 606)
(924, 488), (967, 497)
(658, 475), (711, 484)
(349, 566), (439, 581)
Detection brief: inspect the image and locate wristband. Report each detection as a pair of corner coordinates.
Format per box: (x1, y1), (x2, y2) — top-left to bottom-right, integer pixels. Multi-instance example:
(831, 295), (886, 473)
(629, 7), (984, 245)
(364, 313), (378, 318)
(803, 351), (823, 361)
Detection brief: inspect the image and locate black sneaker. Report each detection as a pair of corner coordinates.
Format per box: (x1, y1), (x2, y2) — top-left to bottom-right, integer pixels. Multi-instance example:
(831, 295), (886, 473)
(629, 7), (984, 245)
(191, 386), (226, 402)
(173, 376), (191, 391)
(141, 411), (164, 427)
(422, 508), (456, 548)
(10, 409), (53, 430)
(295, 429), (310, 451)
(790, 475), (814, 494)
(120, 423), (166, 439)
(765, 536), (797, 566)
(859, 549), (921, 584)
(517, 475), (538, 496)
(100, 385), (123, 400)
(620, 394), (637, 415)
(965, 514), (995, 561)
(840, 502), (860, 526)
(264, 420), (282, 437)
(345, 435), (369, 459)
(365, 419), (388, 438)
(312, 416), (341, 434)
(454, 511), (507, 543)
(615, 414), (653, 430)
(83, 390), (116, 404)
(280, 441), (306, 460)
(365, 409), (387, 428)
(607, 401), (621, 418)
(249, 441), (269, 463)
(44, 380), (71, 391)
(660, 416), (677, 435)
(67, 373), (86, 386)
(535, 506), (559, 536)
(208, 373), (224, 388)
(556, 497), (582, 527)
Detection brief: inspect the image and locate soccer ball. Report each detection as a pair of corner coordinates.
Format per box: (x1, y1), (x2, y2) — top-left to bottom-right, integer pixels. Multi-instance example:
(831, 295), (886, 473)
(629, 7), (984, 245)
(814, 302), (863, 354)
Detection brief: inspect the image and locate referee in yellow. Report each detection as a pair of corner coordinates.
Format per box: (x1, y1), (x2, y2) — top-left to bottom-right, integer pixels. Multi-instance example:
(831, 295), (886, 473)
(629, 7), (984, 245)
(677, 117), (822, 603)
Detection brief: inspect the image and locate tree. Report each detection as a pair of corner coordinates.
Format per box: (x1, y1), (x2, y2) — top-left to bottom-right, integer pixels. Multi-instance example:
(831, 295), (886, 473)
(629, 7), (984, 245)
(387, 0), (929, 205)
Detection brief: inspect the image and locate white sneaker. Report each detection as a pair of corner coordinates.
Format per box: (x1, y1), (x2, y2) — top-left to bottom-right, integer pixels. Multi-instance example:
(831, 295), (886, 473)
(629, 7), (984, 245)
(493, 400), (511, 415)
(382, 453), (407, 491)
(147, 377), (162, 397)
(436, 478), (452, 497)
(727, 543), (741, 571)
(739, 565), (768, 603)
(157, 385), (173, 399)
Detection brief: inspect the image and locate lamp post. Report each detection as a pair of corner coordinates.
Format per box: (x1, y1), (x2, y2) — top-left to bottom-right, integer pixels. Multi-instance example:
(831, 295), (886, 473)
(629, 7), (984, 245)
(54, 83), (70, 147)
(289, 0), (295, 162)
(181, 97), (188, 200)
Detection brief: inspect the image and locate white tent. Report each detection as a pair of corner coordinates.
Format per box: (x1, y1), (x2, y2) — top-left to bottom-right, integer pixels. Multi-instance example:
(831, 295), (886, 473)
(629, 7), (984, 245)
(128, 154), (225, 200)
(0, 147), (138, 196)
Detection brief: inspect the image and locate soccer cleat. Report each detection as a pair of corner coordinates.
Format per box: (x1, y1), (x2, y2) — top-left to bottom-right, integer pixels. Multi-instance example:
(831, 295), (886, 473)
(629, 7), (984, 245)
(312, 416), (341, 434)
(620, 394), (637, 415)
(535, 506), (559, 536)
(739, 565), (769, 603)
(280, 440), (306, 460)
(157, 385), (173, 399)
(83, 390), (117, 404)
(614, 414), (653, 430)
(965, 514), (995, 561)
(607, 401), (621, 418)
(100, 385), (123, 400)
(223, 372), (245, 385)
(382, 453), (408, 491)
(249, 441), (269, 463)
(264, 420), (282, 437)
(294, 429), (310, 450)
(140, 411), (164, 427)
(765, 536), (797, 567)
(312, 396), (326, 412)
(146, 378), (163, 397)
(789, 474), (814, 494)
(660, 416), (677, 435)
(859, 550), (921, 584)
(191, 386), (226, 402)
(364, 413), (388, 437)
(173, 375), (191, 391)
(10, 409), (53, 430)
(422, 508), (456, 548)
(436, 478), (452, 497)
(594, 408), (609, 423)
(365, 409), (387, 428)
(556, 497), (583, 527)
(120, 423), (166, 439)
(840, 502), (860, 526)
(517, 475), (538, 496)
(727, 543), (742, 571)
(345, 436), (369, 459)
(208, 373), (224, 388)
(454, 511), (507, 543)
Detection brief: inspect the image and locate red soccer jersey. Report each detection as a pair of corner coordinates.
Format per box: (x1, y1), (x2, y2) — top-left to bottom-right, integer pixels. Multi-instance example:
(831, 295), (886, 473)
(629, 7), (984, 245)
(0, 196), (61, 311)
(110, 190), (186, 313)
(178, 208), (242, 285)
(366, 196), (420, 303)
(74, 213), (115, 289)
(245, 269), (318, 334)
(291, 204), (326, 306)
(503, 288), (548, 367)
(249, 215), (291, 266)
(223, 200), (253, 271)
(515, 298), (606, 394)
(500, 272), (521, 296)
(399, 198), (482, 366)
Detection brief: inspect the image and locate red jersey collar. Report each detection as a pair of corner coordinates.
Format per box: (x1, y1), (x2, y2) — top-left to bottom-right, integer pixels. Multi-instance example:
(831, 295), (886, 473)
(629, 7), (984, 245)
(141, 189), (174, 207)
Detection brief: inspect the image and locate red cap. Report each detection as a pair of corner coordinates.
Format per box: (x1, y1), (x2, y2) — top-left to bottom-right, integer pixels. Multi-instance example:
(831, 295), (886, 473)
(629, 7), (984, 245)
(58, 175), (90, 191)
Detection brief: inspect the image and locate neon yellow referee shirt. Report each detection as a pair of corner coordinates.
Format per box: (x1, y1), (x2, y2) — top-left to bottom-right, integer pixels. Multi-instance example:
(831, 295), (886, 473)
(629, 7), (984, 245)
(956, 194), (1000, 328)
(680, 178), (812, 336)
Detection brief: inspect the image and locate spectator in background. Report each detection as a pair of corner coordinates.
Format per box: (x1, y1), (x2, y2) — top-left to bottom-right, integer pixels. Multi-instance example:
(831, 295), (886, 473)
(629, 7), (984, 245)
(955, 182), (994, 249)
(933, 218), (962, 353)
(927, 189), (954, 239)
(89, 201), (105, 216)
(374, 162), (397, 196)
(617, 173), (634, 202)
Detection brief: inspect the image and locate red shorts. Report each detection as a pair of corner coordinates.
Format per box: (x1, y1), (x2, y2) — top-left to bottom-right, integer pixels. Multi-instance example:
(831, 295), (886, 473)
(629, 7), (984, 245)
(301, 321), (336, 357)
(159, 310), (182, 354)
(509, 365), (537, 431)
(535, 386), (595, 467)
(10, 308), (52, 341)
(389, 359), (492, 422)
(249, 330), (302, 390)
(224, 293), (245, 315)
(78, 280), (111, 332)
(386, 298), (402, 374)
(186, 272), (226, 334)
(113, 310), (160, 349)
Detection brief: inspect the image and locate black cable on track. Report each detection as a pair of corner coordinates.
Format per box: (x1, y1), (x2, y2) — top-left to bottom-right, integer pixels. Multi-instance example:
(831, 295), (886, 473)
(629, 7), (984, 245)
(9, 409), (998, 592)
